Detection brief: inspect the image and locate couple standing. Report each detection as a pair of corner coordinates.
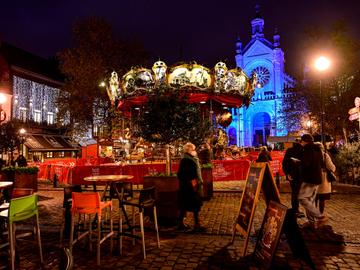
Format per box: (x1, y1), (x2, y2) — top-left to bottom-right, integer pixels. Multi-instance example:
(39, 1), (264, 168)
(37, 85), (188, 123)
(283, 134), (336, 229)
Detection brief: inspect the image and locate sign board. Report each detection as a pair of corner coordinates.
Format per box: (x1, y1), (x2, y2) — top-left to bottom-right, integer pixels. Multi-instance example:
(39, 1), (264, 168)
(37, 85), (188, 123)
(348, 107), (358, 115)
(355, 97), (360, 108)
(232, 162), (281, 256)
(349, 112), (359, 121)
(253, 201), (287, 269)
(0, 110), (6, 122)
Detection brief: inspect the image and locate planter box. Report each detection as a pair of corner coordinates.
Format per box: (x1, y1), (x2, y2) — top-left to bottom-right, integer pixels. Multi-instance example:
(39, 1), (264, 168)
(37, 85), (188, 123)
(143, 176), (179, 226)
(201, 168), (213, 200)
(1, 171), (38, 192)
(14, 172), (38, 192)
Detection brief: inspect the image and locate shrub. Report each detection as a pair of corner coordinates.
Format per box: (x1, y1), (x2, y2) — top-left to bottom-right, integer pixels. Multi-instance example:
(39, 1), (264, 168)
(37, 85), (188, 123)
(1, 166), (39, 175)
(335, 142), (360, 176)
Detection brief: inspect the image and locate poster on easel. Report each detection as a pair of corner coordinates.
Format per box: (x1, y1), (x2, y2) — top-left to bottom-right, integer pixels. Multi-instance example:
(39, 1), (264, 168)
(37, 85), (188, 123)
(253, 200), (288, 269)
(232, 162), (280, 256)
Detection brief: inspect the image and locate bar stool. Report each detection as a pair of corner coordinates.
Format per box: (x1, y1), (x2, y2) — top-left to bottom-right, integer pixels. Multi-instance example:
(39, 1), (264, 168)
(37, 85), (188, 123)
(0, 194), (43, 270)
(69, 192), (114, 266)
(119, 186), (160, 258)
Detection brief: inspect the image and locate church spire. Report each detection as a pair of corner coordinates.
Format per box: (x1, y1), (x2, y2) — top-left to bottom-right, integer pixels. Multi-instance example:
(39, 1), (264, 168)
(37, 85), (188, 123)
(235, 36), (242, 55)
(251, 4), (265, 39)
(273, 27), (280, 47)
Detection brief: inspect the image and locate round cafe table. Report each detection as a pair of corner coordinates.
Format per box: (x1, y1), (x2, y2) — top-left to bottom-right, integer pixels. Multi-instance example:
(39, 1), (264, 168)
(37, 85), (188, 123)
(83, 175), (134, 201)
(0, 181), (13, 203)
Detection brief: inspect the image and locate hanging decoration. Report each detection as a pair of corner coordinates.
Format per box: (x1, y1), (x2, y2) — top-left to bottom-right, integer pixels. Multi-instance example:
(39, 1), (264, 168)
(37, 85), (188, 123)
(216, 110), (233, 128)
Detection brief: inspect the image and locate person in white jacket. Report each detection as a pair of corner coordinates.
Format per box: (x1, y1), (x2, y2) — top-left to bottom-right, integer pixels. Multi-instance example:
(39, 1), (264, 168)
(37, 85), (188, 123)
(315, 142), (336, 216)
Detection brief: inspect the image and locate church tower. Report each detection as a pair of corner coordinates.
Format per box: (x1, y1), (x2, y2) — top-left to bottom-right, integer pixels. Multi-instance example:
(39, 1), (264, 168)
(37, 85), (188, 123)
(229, 5), (294, 147)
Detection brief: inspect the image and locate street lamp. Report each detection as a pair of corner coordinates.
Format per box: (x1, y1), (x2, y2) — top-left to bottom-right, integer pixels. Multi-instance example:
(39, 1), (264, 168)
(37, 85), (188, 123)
(0, 93), (6, 125)
(314, 56), (331, 144)
(19, 128), (26, 155)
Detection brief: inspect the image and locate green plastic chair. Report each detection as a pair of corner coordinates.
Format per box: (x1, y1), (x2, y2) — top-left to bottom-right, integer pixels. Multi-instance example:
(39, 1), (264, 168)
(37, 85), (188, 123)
(0, 194), (43, 270)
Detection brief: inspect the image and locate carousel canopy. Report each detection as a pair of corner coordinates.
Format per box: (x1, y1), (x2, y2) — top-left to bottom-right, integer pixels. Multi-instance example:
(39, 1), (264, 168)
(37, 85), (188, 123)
(106, 61), (257, 111)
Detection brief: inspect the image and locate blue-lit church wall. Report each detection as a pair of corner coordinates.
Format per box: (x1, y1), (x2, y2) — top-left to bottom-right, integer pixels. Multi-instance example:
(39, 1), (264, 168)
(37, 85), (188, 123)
(228, 9), (294, 147)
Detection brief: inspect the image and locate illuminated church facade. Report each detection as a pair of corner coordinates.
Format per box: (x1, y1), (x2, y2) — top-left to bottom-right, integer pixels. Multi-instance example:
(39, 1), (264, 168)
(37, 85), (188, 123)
(227, 8), (295, 147)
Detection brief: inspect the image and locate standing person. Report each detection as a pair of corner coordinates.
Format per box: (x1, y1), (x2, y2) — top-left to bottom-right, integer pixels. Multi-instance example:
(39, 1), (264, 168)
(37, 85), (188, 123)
(282, 140), (304, 217)
(15, 154), (28, 167)
(315, 142), (336, 216)
(256, 146), (272, 162)
(298, 134), (327, 229)
(177, 142), (204, 231)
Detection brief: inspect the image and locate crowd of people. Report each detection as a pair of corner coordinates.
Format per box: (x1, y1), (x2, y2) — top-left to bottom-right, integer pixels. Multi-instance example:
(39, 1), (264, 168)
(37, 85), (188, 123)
(282, 134), (336, 229)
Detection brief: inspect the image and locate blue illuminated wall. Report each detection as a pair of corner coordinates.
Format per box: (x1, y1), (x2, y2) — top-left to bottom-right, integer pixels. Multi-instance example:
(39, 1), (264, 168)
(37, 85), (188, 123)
(229, 8), (294, 146)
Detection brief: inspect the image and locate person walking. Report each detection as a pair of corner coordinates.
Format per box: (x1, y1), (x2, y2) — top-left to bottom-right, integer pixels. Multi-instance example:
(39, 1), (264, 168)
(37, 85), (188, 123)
(282, 140), (304, 218)
(177, 142), (205, 231)
(298, 134), (327, 229)
(315, 142), (336, 216)
(256, 146), (272, 162)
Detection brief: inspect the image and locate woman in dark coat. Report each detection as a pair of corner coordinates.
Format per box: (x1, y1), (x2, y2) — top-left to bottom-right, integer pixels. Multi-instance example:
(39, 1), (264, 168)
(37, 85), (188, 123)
(256, 146), (272, 162)
(177, 142), (204, 231)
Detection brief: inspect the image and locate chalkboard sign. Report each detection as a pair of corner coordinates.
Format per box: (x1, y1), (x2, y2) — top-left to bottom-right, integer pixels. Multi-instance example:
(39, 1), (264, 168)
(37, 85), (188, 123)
(232, 162), (281, 256)
(235, 165), (262, 236)
(253, 200), (288, 269)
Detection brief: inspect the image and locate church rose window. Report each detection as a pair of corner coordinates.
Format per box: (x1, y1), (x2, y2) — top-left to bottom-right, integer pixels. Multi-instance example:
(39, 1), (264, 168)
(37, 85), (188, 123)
(252, 66), (270, 87)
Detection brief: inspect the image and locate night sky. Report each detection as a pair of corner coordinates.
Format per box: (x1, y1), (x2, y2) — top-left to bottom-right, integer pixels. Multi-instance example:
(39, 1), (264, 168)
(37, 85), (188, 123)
(0, 0), (359, 76)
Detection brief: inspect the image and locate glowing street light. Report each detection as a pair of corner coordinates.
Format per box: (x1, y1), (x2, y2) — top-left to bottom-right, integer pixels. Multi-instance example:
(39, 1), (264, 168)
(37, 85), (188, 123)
(314, 56), (331, 144)
(314, 56), (330, 71)
(0, 93), (7, 124)
(19, 128), (27, 155)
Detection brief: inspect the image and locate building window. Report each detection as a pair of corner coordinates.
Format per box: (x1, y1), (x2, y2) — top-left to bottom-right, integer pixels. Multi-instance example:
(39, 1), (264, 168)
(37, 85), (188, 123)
(34, 110), (41, 123)
(46, 152), (53, 158)
(59, 151), (65, 158)
(47, 112), (54, 125)
(19, 107), (27, 122)
(93, 125), (98, 137)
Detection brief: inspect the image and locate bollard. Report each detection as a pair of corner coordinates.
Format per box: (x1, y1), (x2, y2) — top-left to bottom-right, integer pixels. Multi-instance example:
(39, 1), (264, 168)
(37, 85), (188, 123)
(53, 174), (58, 188)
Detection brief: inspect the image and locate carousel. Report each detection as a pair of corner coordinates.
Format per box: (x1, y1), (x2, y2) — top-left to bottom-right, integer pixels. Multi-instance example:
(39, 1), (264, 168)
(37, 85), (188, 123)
(105, 61), (257, 163)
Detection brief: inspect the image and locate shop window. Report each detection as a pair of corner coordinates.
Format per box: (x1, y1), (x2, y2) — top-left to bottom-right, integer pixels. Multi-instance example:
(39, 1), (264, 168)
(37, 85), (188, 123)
(34, 110), (41, 123)
(47, 112), (54, 125)
(19, 107), (27, 122)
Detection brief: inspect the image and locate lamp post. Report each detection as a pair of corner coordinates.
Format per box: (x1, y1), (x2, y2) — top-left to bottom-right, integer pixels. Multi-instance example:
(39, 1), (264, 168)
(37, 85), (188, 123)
(0, 93), (6, 125)
(19, 128), (26, 156)
(314, 56), (330, 144)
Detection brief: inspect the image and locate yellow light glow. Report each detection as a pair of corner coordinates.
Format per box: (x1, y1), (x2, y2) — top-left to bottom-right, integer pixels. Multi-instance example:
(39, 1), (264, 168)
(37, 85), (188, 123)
(19, 128), (26, 134)
(314, 56), (330, 71)
(99, 81), (106, 88)
(0, 93), (6, 104)
(306, 120), (311, 128)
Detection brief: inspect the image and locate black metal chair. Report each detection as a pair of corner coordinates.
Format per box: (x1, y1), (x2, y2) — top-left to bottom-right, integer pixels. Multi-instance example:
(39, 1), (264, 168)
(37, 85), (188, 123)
(118, 185), (160, 258)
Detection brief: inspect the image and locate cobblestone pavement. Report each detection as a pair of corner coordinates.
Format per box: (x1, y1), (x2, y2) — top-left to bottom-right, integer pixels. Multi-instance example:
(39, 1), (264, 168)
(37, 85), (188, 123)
(1, 181), (360, 269)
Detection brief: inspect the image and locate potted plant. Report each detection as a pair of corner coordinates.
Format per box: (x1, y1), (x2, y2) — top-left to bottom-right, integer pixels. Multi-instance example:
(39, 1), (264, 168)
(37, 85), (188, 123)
(1, 166), (39, 192)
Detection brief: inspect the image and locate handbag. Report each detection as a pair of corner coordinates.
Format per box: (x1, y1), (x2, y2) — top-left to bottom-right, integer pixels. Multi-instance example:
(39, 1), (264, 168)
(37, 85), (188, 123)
(323, 152), (337, 182)
(326, 169), (337, 182)
(191, 179), (198, 191)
